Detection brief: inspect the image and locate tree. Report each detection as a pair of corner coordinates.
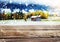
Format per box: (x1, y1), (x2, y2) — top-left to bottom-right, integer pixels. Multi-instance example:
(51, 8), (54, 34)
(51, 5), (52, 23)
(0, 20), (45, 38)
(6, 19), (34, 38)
(18, 11), (24, 19)
(40, 11), (49, 19)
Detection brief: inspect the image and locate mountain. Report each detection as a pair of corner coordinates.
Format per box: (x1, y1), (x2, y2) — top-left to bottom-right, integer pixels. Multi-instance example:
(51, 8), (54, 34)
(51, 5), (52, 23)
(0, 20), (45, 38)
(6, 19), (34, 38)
(0, 1), (50, 12)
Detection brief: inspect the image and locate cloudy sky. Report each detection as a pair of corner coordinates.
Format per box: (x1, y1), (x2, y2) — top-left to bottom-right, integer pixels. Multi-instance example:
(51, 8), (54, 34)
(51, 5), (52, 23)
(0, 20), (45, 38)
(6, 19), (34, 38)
(0, 0), (60, 14)
(0, 0), (60, 7)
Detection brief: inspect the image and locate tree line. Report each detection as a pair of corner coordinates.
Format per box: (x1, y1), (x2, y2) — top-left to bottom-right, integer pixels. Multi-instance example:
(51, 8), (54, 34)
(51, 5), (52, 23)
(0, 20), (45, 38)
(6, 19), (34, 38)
(0, 11), (49, 21)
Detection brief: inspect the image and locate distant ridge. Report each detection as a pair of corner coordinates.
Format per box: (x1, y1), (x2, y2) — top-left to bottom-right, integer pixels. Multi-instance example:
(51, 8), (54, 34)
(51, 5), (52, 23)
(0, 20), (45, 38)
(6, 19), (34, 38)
(0, 1), (50, 12)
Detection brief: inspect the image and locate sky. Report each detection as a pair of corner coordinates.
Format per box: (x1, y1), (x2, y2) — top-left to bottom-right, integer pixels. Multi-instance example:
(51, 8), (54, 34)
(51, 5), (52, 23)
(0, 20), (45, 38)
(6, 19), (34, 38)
(0, 0), (60, 14)
(1, 0), (60, 7)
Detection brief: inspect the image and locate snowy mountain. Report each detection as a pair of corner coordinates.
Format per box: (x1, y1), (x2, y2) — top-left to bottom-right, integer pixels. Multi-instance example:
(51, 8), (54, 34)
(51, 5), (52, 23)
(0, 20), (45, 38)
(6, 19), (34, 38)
(0, 1), (50, 12)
